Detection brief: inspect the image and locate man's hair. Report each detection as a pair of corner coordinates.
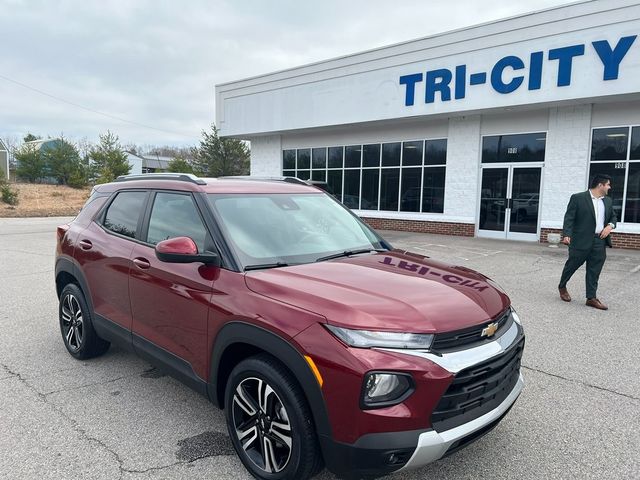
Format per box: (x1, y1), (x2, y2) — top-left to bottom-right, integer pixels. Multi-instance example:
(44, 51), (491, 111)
(590, 173), (612, 189)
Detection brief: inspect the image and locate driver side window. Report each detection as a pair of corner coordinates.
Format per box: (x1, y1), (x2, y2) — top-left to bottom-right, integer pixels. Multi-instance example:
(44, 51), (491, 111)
(146, 192), (208, 252)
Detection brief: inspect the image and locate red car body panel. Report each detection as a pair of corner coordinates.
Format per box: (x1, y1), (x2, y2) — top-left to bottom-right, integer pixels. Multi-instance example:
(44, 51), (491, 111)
(129, 243), (213, 379)
(293, 322), (454, 444)
(245, 250), (509, 334)
(75, 222), (136, 330)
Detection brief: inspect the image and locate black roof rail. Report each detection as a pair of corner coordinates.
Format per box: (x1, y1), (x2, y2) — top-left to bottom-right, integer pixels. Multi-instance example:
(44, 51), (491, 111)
(220, 176), (309, 186)
(114, 173), (207, 185)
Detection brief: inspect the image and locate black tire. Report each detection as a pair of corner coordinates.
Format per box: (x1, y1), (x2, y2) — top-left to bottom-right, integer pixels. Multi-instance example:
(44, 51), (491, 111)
(224, 354), (323, 480)
(59, 283), (110, 360)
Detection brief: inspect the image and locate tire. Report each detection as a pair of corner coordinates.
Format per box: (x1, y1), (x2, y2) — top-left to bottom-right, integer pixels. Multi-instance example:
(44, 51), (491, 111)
(224, 354), (323, 480)
(59, 283), (110, 360)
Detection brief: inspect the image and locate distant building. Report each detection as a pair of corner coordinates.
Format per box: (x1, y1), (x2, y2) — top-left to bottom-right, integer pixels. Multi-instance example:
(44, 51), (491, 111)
(141, 155), (172, 173)
(124, 152), (144, 175)
(23, 138), (64, 152)
(0, 139), (8, 180)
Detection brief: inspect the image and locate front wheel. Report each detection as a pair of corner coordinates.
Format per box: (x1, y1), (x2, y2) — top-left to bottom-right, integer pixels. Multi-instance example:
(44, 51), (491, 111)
(224, 354), (323, 480)
(59, 283), (110, 359)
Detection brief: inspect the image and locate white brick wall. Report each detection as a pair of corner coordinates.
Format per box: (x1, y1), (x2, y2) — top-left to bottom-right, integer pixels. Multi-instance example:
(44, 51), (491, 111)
(249, 135), (282, 176)
(444, 115), (481, 222)
(540, 105), (592, 228)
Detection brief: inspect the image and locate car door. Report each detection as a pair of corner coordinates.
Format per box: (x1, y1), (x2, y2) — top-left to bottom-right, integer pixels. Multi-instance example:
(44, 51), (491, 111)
(129, 191), (215, 381)
(77, 190), (149, 332)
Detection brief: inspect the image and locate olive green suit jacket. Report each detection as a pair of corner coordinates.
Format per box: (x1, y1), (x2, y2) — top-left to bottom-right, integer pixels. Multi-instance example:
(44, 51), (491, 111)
(562, 190), (617, 250)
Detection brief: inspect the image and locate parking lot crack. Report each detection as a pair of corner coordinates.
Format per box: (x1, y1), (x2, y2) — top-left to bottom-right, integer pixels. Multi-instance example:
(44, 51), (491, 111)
(0, 362), (127, 479)
(42, 372), (142, 396)
(522, 365), (640, 402)
(122, 461), (189, 475)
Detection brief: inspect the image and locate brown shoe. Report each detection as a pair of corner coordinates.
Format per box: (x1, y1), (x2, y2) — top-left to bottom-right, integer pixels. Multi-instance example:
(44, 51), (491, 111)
(586, 298), (608, 310)
(559, 287), (571, 302)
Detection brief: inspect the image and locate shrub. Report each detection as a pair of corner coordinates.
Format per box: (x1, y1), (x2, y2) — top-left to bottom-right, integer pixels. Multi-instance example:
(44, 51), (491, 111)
(1, 183), (19, 205)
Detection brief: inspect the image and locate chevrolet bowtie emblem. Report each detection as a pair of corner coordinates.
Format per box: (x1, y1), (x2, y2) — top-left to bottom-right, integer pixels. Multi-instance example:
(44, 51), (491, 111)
(481, 322), (499, 338)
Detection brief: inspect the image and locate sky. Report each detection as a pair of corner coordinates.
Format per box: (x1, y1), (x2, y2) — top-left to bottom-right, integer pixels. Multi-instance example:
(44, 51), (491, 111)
(0, 0), (579, 150)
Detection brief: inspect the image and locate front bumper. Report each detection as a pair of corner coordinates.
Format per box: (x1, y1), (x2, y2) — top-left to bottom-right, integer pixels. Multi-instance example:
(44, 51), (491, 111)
(400, 373), (524, 470)
(321, 320), (525, 479)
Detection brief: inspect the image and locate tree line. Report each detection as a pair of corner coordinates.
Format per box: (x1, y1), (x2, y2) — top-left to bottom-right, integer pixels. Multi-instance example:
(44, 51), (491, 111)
(10, 124), (249, 188)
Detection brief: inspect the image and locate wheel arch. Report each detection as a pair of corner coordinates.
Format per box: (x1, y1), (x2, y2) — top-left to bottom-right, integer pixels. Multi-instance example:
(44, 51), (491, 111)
(209, 322), (332, 440)
(55, 257), (94, 312)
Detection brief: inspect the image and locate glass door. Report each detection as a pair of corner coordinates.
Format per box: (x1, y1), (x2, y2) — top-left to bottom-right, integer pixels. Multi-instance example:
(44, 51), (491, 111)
(478, 166), (542, 241)
(508, 167), (541, 240)
(479, 167), (509, 238)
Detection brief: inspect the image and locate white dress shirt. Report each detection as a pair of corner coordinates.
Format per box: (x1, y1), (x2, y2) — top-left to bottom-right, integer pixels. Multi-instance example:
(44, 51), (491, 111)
(589, 190), (605, 234)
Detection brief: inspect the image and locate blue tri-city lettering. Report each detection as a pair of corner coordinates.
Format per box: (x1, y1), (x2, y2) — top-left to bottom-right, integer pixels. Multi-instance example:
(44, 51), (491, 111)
(399, 35), (637, 106)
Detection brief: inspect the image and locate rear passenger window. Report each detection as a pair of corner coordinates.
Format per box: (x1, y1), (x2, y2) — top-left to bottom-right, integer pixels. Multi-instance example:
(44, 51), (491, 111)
(146, 192), (208, 252)
(103, 191), (147, 239)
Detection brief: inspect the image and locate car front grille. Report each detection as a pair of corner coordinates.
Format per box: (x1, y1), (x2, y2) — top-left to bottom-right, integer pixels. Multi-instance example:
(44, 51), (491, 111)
(430, 337), (524, 432)
(431, 309), (513, 352)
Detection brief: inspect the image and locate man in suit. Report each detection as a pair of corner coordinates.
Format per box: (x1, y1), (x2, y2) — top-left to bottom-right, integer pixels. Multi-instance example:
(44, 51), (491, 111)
(558, 173), (617, 310)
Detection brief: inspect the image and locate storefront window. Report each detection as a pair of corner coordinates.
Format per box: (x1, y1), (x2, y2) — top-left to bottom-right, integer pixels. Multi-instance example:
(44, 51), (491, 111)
(283, 150), (296, 170)
(589, 126), (640, 224)
(402, 141), (423, 166)
(482, 133), (546, 163)
(363, 144), (380, 168)
(297, 149), (310, 169)
(591, 127), (628, 160)
(328, 146), (343, 168)
(625, 163), (640, 224)
(283, 137), (447, 213)
(425, 139), (447, 165)
(361, 169), (379, 210)
(312, 148), (326, 169)
(382, 142), (401, 167)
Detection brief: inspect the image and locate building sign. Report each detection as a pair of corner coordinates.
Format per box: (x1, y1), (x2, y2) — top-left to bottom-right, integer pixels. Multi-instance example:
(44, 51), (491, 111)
(399, 36), (637, 106)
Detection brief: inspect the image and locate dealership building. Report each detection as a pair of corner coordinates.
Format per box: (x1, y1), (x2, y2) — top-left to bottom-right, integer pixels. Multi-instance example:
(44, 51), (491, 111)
(216, 0), (640, 249)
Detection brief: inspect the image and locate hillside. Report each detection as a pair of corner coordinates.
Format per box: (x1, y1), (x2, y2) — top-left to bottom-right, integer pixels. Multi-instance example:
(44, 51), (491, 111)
(0, 183), (91, 217)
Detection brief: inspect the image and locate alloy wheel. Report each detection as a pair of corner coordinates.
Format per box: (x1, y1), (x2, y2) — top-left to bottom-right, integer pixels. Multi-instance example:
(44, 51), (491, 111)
(61, 293), (84, 351)
(232, 376), (293, 474)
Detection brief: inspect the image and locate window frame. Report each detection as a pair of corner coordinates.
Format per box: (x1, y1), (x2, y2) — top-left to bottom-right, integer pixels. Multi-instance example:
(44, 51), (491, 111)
(282, 137), (447, 214)
(589, 124), (640, 225)
(98, 189), (150, 243)
(140, 190), (211, 252)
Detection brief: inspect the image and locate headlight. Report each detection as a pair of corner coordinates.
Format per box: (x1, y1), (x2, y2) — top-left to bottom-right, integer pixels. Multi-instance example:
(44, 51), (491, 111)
(326, 325), (433, 349)
(511, 307), (522, 325)
(362, 372), (414, 408)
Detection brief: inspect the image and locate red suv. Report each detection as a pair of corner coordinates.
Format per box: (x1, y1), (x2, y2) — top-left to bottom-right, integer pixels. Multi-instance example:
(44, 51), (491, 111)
(55, 174), (524, 480)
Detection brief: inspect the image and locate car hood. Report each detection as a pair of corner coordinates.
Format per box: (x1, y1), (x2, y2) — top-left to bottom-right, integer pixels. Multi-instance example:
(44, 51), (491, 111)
(244, 250), (510, 333)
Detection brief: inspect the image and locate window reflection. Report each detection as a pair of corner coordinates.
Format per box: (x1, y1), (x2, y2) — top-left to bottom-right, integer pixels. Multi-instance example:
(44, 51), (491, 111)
(591, 128), (628, 161)
(482, 133), (546, 163)
(284, 138), (447, 213)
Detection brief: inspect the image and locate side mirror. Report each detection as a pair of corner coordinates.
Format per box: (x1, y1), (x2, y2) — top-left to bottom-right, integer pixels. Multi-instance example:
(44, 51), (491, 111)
(155, 237), (220, 266)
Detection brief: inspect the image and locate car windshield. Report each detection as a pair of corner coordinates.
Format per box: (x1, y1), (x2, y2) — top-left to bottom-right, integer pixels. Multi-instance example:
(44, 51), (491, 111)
(207, 193), (387, 269)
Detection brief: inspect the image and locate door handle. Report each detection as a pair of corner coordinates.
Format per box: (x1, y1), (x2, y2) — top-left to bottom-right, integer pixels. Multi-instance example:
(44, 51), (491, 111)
(506, 198), (513, 210)
(79, 239), (93, 250)
(133, 257), (151, 270)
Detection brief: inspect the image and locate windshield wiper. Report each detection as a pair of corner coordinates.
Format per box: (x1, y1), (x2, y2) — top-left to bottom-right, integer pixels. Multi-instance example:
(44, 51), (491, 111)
(315, 248), (387, 263)
(244, 262), (289, 271)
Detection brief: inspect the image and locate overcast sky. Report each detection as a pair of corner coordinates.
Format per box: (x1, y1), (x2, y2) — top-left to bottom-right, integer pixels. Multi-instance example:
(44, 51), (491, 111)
(0, 0), (578, 149)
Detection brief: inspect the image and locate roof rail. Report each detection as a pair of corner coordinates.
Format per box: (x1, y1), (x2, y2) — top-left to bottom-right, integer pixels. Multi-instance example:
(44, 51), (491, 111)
(114, 173), (207, 185)
(220, 175), (309, 185)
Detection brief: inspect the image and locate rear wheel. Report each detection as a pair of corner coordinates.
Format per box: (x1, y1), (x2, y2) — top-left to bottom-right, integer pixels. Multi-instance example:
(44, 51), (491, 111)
(59, 284), (110, 359)
(225, 354), (323, 480)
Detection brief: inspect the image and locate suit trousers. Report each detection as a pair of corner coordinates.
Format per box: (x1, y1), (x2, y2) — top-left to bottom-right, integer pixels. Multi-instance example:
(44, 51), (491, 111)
(558, 236), (606, 299)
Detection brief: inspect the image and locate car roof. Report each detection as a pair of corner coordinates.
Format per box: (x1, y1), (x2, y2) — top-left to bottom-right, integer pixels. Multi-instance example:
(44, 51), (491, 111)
(93, 174), (322, 195)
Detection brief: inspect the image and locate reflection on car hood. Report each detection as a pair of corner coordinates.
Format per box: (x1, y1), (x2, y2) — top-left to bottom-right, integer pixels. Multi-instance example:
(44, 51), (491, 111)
(244, 250), (510, 333)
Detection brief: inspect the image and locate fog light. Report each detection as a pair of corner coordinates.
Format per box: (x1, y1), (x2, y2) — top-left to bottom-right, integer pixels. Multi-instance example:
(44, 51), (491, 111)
(362, 372), (414, 409)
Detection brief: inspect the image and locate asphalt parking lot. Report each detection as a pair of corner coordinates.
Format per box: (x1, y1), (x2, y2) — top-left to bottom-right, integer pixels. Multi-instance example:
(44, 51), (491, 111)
(1, 216), (639, 479)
